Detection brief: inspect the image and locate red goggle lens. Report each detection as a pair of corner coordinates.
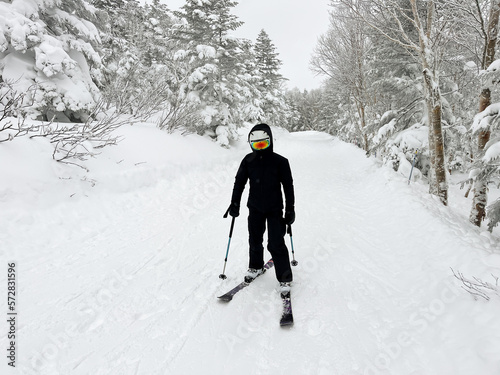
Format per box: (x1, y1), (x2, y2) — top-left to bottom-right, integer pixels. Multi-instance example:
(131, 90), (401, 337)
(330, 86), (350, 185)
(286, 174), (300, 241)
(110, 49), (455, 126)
(250, 139), (270, 150)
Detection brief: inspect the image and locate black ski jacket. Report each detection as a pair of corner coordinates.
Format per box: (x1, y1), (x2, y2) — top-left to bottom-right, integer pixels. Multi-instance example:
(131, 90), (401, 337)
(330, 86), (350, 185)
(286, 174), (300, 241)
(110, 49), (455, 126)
(231, 124), (295, 213)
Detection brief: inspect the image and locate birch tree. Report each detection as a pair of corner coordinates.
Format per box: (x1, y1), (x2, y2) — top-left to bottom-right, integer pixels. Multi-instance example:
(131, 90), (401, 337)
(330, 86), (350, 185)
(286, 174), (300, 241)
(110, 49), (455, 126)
(312, 2), (371, 151)
(335, 0), (450, 205)
(470, 0), (500, 226)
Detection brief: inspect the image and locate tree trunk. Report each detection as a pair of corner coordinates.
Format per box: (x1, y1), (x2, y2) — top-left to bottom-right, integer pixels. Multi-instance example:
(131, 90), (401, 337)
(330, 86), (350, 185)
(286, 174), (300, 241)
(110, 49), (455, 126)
(359, 102), (369, 152)
(431, 96), (448, 205)
(470, 89), (492, 225)
(411, 0), (447, 205)
(423, 69), (448, 205)
(471, 0), (500, 226)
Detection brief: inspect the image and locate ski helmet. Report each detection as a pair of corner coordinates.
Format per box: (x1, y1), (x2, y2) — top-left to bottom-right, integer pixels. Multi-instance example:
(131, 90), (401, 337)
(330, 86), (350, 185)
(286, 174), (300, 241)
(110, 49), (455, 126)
(249, 130), (271, 151)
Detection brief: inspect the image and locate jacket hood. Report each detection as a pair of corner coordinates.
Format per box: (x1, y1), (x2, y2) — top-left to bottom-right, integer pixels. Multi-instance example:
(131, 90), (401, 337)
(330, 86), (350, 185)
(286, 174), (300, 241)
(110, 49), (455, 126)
(248, 123), (273, 153)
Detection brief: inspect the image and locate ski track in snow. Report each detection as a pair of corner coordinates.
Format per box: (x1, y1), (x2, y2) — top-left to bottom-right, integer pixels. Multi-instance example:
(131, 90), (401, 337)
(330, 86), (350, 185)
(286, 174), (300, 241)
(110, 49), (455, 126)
(1, 130), (500, 375)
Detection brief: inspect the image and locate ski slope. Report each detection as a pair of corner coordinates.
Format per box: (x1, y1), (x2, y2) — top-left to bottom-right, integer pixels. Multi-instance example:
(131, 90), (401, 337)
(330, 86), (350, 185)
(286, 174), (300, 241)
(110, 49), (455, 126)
(1, 124), (500, 375)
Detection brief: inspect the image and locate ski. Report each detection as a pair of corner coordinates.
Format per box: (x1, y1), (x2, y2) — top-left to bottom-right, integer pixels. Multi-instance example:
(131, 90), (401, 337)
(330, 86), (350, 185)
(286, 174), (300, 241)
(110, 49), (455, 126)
(280, 291), (294, 327)
(217, 259), (274, 302)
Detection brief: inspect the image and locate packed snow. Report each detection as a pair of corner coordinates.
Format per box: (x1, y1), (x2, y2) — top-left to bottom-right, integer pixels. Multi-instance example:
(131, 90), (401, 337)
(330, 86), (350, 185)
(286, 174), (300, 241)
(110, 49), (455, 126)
(1, 123), (500, 375)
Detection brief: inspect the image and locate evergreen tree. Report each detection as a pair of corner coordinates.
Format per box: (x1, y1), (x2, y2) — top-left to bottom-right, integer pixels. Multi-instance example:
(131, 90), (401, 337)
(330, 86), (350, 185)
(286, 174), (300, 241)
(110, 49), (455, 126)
(255, 29), (283, 89)
(253, 29), (289, 126)
(0, 0), (104, 121)
(91, 0), (181, 118)
(92, 0), (125, 15)
(172, 0), (259, 146)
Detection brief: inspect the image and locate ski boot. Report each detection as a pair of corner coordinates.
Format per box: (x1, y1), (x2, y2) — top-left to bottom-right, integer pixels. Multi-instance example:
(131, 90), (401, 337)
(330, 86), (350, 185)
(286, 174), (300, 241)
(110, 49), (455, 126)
(279, 282), (292, 294)
(244, 267), (265, 283)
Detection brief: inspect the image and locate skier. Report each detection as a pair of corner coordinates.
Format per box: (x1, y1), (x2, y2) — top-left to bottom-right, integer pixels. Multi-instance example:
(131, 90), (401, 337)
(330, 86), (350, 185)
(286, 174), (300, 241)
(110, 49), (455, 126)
(226, 123), (295, 291)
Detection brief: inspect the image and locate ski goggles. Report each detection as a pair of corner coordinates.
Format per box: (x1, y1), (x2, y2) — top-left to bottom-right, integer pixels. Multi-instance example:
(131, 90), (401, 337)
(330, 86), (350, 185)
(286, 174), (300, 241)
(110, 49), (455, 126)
(250, 138), (270, 150)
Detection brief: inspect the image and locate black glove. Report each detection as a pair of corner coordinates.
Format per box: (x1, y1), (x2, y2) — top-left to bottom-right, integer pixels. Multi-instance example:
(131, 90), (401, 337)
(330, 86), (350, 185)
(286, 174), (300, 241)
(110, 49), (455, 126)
(228, 202), (240, 218)
(284, 208), (295, 225)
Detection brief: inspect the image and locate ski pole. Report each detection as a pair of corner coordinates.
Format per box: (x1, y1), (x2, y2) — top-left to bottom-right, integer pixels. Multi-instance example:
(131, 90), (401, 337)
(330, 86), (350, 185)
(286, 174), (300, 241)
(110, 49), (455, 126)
(287, 225), (298, 266)
(219, 215), (235, 280)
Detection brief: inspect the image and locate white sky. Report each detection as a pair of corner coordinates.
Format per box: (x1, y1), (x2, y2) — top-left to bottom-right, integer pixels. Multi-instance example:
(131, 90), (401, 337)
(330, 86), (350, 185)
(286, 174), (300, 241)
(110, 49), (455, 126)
(153, 0), (331, 91)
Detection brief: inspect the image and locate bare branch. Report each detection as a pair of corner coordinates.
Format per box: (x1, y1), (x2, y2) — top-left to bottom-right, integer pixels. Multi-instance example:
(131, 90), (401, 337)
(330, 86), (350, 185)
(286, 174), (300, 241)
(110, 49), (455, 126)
(336, 0), (419, 52)
(451, 268), (499, 301)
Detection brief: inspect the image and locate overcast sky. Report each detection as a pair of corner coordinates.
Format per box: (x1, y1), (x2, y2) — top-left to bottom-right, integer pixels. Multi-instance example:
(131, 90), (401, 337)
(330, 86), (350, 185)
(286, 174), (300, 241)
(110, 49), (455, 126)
(152, 0), (331, 91)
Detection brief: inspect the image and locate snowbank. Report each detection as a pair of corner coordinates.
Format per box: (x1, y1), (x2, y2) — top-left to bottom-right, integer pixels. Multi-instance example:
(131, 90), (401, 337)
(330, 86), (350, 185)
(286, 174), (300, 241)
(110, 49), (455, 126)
(0, 121), (230, 211)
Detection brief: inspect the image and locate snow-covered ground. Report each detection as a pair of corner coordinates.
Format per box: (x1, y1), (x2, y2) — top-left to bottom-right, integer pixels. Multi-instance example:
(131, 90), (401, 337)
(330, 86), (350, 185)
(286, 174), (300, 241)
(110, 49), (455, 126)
(1, 123), (500, 375)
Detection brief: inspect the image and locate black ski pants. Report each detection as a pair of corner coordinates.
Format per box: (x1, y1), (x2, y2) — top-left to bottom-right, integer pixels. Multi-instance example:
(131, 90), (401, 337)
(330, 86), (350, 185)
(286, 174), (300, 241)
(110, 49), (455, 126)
(248, 209), (292, 283)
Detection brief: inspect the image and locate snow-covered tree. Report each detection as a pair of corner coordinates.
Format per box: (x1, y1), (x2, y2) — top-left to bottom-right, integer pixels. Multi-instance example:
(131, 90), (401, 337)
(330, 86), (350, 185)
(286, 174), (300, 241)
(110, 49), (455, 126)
(468, 0), (500, 227)
(312, 2), (372, 151)
(470, 70), (500, 230)
(0, 0), (104, 121)
(363, 22), (426, 167)
(333, 0), (473, 205)
(253, 29), (289, 126)
(171, 0), (260, 146)
(92, 0), (146, 112)
(255, 29), (283, 89)
(284, 88), (329, 134)
(92, 0), (125, 15)
(92, 0), (198, 128)
(312, 0), (487, 197)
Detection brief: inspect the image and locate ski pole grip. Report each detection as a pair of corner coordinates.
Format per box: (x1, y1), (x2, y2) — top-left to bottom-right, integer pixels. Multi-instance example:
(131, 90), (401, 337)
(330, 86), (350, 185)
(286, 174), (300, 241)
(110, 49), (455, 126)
(287, 224), (293, 236)
(229, 216), (235, 238)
